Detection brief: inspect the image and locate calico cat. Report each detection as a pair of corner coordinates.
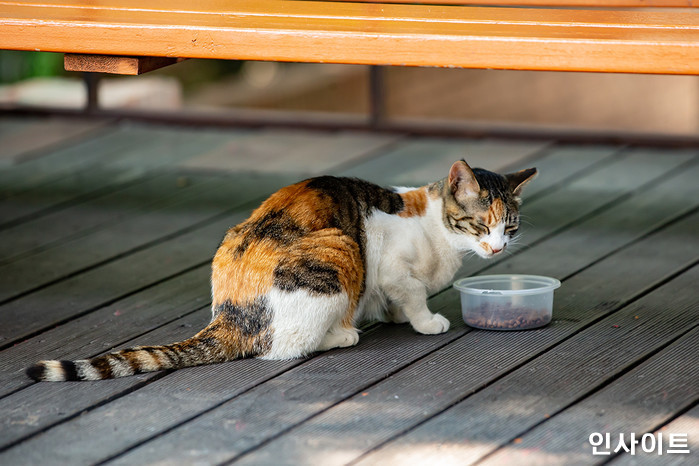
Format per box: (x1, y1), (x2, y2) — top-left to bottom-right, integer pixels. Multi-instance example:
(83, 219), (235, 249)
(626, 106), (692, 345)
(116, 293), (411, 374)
(26, 160), (536, 382)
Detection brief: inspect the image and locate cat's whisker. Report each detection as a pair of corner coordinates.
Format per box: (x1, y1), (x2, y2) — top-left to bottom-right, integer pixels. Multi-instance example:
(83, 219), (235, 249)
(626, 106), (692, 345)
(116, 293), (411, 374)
(519, 217), (535, 227)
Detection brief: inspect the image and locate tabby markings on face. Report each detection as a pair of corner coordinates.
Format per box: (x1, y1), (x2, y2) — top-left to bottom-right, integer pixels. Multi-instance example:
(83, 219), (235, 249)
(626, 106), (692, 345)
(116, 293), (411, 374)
(444, 165), (531, 258)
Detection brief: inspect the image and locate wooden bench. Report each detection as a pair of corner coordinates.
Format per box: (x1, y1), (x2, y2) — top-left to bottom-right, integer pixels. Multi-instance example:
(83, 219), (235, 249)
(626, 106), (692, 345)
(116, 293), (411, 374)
(1, 0), (698, 76)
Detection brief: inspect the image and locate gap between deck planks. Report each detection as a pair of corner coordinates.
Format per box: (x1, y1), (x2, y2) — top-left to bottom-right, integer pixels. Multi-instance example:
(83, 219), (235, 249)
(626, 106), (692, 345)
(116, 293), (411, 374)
(0, 117), (111, 166)
(0, 125), (241, 227)
(611, 403), (699, 466)
(1, 141), (696, 462)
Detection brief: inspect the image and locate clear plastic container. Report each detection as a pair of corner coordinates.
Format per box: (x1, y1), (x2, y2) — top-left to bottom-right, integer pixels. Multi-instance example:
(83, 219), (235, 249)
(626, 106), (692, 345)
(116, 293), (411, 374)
(453, 275), (561, 330)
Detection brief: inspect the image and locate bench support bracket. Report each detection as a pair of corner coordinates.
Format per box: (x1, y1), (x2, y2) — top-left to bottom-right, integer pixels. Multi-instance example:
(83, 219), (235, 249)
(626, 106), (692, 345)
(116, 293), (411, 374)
(64, 54), (184, 75)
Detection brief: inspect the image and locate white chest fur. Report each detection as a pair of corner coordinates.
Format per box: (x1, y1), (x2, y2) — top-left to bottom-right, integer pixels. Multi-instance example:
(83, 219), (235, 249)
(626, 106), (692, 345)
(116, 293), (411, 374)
(357, 194), (462, 323)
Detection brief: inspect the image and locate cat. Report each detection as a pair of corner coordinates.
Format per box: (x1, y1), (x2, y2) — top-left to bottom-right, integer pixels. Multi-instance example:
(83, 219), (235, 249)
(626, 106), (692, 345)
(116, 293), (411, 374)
(26, 160), (536, 381)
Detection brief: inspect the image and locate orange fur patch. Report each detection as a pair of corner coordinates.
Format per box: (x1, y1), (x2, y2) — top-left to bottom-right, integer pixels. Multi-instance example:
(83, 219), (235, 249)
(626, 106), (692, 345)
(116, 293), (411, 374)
(212, 233), (279, 305)
(258, 181), (333, 230)
(398, 188), (428, 218)
(213, 179), (365, 331)
(486, 198), (505, 226)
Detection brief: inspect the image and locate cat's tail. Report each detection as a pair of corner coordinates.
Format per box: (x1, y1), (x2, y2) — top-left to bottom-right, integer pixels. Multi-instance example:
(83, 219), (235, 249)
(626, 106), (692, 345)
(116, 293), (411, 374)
(26, 314), (259, 382)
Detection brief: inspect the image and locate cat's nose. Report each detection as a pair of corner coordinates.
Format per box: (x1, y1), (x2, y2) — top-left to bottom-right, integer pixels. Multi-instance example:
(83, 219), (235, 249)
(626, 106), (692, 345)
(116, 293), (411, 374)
(491, 246), (503, 254)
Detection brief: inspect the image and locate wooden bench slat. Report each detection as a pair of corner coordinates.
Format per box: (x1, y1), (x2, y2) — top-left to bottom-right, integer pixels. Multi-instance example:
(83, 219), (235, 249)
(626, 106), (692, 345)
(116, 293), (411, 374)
(3, 0), (698, 27)
(1, 1), (698, 74)
(326, 0), (697, 6)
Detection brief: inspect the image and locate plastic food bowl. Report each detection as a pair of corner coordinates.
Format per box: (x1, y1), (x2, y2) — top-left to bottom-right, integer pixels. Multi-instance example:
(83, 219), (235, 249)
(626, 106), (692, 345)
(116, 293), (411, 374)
(453, 275), (561, 330)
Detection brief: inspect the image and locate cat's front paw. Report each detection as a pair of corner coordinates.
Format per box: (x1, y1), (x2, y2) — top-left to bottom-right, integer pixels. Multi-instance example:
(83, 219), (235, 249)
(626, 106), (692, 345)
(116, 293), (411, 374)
(412, 313), (450, 335)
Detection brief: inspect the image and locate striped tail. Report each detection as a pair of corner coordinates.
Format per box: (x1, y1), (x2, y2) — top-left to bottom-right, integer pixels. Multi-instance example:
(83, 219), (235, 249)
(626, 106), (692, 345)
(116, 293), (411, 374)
(26, 324), (240, 382)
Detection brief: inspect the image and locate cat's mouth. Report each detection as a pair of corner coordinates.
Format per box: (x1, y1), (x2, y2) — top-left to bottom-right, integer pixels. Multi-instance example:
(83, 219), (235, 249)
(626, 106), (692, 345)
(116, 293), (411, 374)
(479, 242), (505, 258)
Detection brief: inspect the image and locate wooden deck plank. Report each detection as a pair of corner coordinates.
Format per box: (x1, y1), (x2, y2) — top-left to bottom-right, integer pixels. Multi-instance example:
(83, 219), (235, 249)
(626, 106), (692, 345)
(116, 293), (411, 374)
(0, 172), (208, 265)
(178, 128), (402, 175)
(19, 151), (692, 462)
(0, 211), (231, 347)
(351, 214), (698, 465)
(612, 404), (699, 466)
(0, 116), (33, 137)
(0, 126), (244, 227)
(479, 325), (698, 465)
(0, 264), (210, 398)
(0, 172), (288, 302)
(0, 124), (149, 200)
(340, 137), (552, 186)
(0, 117), (109, 166)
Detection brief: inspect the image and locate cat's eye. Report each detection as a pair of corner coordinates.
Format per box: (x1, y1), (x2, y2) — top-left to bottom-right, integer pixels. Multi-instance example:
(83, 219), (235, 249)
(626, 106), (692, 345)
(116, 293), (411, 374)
(453, 221), (478, 235)
(476, 223), (490, 235)
(505, 226), (519, 235)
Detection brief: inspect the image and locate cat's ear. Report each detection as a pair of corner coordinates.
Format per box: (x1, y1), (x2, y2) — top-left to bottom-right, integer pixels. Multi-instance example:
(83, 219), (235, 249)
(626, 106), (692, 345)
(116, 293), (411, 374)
(449, 160), (480, 200)
(506, 168), (538, 197)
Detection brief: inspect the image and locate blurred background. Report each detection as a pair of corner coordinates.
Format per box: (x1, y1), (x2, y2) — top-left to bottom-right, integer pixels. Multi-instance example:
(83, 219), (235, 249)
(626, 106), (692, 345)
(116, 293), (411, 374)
(2, 50), (698, 136)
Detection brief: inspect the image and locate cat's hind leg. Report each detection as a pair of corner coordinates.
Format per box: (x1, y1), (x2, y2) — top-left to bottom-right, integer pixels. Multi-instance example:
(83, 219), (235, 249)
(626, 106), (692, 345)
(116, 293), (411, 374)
(263, 289), (352, 358)
(318, 325), (359, 351)
(262, 228), (364, 359)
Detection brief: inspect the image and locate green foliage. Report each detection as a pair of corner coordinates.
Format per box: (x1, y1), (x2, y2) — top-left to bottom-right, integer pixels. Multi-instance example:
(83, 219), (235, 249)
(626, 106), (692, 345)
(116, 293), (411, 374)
(0, 51), (66, 84)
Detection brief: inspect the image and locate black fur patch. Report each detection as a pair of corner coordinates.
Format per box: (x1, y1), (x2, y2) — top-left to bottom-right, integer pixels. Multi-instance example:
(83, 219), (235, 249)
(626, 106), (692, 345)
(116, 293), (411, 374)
(217, 298), (272, 336)
(273, 258), (342, 295)
(472, 168), (510, 204)
(60, 360), (80, 381)
(234, 209), (306, 257)
(305, 176), (404, 219)
(304, 177), (403, 290)
(26, 363), (46, 381)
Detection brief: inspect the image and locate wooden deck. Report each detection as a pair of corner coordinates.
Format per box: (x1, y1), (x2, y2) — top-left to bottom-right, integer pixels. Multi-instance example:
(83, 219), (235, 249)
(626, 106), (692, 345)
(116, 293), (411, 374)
(0, 115), (696, 465)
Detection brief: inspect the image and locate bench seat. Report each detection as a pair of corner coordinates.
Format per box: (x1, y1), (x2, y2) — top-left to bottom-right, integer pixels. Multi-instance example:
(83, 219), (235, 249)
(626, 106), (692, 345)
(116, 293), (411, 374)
(1, 0), (698, 75)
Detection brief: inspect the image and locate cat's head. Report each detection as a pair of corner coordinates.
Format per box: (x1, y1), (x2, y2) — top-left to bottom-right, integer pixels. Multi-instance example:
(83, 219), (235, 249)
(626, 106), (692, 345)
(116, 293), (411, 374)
(439, 160), (537, 259)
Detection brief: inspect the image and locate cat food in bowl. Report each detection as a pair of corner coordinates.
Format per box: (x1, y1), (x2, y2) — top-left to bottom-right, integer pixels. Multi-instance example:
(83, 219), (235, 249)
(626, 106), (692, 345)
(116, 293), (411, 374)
(453, 275), (561, 330)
